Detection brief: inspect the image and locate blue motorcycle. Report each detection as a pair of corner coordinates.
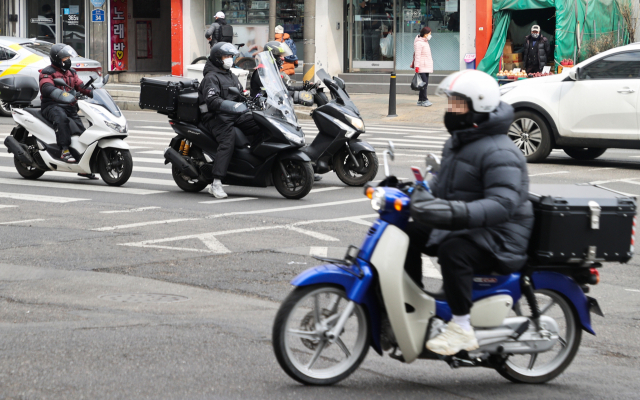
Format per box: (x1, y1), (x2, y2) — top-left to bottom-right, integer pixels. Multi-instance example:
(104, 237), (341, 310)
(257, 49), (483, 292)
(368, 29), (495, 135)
(272, 143), (609, 386)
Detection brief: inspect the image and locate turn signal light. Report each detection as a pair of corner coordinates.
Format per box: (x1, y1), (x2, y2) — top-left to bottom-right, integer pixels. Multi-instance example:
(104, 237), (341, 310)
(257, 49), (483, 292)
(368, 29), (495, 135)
(366, 187), (374, 199)
(394, 199), (403, 211)
(590, 268), (600, 285)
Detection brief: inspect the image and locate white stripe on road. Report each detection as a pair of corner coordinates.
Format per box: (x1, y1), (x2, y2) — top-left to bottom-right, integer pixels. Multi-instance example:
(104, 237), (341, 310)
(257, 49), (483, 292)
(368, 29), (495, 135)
(309, 186), (344, 194)
(100, 206), (161, 214)
(625, 288), (640, 293)
(132, 157), (165, 164)
(199, 197), (258, 204)
(0, 205), (18, 209)
(126, 136), (171, 142)
(288, 226), (340, 242)
(309, 246), (328, 257)
(136, 150), (165, 155)
(207, 198), (369, 219)
(127, 130), (176, 136)
(588, 167), (616, 171)
(348, 218), (374, 227)
(529, 171), (569, 177)
(372, 137), (447, 145)
(368, 142), (444, 149)
(133, 126), (174, 130)
(0, 177), (166, 195)
(0, 218), (46, 225)
(133, 166), (171, 174)
(92, 218), (200, 232)
(0, 192), (89, 203)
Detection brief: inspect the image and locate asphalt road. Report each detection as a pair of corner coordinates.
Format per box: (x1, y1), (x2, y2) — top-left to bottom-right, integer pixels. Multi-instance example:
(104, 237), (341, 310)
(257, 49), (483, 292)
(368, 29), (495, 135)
(1, 111), (639, 400)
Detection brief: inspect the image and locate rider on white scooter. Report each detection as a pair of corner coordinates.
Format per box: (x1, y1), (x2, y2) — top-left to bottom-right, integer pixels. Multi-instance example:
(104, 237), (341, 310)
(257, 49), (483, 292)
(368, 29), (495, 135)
(403, 70), (534, 356)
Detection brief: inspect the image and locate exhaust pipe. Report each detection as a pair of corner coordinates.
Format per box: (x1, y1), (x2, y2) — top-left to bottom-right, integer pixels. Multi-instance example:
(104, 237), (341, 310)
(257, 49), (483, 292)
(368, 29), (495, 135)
(4, 136), (34, 166)
(164, 147), (199, 179)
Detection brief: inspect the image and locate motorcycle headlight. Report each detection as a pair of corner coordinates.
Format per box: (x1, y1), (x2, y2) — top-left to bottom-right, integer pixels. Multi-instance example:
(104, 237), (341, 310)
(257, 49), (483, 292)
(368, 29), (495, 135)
(271, 119), (304, 144)
(371, 187), (386, 211)
(345, 114), (365, 132)
(105, 121), (127, 133)
(333, 118), (357, 139)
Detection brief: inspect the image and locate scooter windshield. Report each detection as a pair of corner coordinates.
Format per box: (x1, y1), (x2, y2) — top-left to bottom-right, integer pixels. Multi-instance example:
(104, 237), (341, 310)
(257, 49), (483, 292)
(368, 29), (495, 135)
(86, 88), (122, 117)
(316, 68), (359, 116)
(255, 52), (298, 126)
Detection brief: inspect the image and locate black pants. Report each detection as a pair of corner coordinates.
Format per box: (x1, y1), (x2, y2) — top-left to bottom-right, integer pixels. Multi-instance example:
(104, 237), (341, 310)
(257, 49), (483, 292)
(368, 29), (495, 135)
(363, 29), (381, 61)
(203, 112), (260, 180)
(418, 73), (430, 102)
(41, 105), (84, 149)
(403, 222), (496, 315)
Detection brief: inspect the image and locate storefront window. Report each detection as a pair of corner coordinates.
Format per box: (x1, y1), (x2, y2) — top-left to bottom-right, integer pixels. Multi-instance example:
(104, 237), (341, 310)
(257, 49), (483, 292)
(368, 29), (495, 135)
(26, 0), (57, 43)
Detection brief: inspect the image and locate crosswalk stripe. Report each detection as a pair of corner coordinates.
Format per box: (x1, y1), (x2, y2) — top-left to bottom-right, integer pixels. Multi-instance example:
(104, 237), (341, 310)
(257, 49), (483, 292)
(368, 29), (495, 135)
(0, 166), (177, 187)
(0, 218), (46, 225)
(133, 126), (174, 130)
(132, 157), (165, 164)
(369, 142), (444, 149)
(100, 206), (161, 214)
(0, 192), (89, 203)
(199, 196), (258, 204)
(92, 218), (200, 232)
(0, 205), (18, 208)
(134, 166), (171, 174)
(372, 137), (446, 144)
(126, 136), (170, 142)
(127, 130), (176, 136)
(136, 150), (165, 155)
(0, 177), (166, 195)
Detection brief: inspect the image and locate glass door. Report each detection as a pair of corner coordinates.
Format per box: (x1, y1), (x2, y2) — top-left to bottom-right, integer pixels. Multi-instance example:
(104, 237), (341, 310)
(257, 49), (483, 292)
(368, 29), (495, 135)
(347, 0), (394, 72)
(26, 0), (57, 43)
(60, 0), (86, 56)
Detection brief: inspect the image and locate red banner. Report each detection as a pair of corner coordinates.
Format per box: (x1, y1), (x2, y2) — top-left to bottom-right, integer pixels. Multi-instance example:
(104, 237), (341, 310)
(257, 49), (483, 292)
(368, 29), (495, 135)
(110, 0), (128, 71)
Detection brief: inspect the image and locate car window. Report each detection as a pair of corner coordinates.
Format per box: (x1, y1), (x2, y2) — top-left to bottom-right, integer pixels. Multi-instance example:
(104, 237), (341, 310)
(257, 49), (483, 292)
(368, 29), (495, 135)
(21, 41), (54, 57)
(579, 51), (640, 80)
(0, 47), (18, 61)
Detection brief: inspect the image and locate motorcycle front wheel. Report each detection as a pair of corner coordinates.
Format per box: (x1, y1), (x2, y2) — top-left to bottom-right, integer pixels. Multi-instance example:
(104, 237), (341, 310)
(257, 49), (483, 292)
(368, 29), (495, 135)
(98, 148), (133, 186)
(334, 149), (379, 186)
(272, 285), (370, 386)
(497, 289), (582, 384)
(272, 160), (314, 199)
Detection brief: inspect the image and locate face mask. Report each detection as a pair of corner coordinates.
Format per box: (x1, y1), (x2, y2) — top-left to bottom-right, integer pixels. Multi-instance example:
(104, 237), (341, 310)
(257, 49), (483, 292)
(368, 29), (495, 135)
(532, 33), (539, 39)
(62, 59), (71, 71)
(223, 58), (233, 70)
(444, 112), (474, 132)
(427, 34), (432, 40)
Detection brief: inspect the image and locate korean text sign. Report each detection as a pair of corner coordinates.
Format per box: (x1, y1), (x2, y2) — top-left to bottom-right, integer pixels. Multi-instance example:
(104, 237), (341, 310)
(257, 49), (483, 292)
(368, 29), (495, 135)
(110, 0), (128, 71)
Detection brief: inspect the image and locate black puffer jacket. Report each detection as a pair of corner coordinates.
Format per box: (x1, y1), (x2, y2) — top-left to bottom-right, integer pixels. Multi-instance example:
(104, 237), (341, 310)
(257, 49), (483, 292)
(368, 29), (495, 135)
(205, 18), (229, 48)
(426, 101), (534, 272)
(198, 60), (244, 123)
(523, 34), (551, 73)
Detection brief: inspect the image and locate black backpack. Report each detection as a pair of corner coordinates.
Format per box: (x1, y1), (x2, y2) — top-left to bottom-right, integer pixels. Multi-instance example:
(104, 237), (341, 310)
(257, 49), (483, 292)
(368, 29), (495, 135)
(219, 24), (234, 43)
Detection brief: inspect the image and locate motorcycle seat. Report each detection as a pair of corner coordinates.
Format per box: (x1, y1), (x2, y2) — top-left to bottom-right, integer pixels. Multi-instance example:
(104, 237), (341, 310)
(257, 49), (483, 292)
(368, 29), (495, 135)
(24, 108), (84, 136)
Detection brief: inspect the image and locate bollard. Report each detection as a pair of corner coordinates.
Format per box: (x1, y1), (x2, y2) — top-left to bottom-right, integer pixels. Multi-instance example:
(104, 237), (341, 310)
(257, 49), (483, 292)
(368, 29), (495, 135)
(387, 72), (398, 118)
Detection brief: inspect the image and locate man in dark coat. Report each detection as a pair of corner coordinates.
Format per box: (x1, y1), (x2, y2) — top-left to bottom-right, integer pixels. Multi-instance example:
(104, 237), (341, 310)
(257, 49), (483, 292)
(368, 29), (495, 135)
(205, 12), (231, 48)
(402, 70), (534, 356)
(523, 25), (551, 74)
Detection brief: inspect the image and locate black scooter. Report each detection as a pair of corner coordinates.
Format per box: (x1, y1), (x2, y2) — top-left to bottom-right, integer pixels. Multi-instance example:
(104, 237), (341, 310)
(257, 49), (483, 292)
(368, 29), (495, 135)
(301, 69), (378, 186)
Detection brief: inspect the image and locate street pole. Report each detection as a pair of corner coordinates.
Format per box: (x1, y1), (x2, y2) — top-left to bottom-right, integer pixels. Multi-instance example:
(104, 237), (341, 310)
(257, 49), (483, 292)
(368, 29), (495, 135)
(303, 0), (316, 83)
(269, 0), (276, 41)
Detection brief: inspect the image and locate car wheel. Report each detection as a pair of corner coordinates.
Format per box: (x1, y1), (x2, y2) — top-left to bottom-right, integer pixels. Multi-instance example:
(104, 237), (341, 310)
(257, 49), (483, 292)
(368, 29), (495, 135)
(0, 101), (11, 117)
(508, 111), (552, 163)
(563, 147), (607, 160)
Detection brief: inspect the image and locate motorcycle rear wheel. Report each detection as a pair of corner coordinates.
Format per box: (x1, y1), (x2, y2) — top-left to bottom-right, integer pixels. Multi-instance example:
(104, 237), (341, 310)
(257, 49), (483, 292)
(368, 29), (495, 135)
(497, 289), (582, 384)
(272, 285), (370, 386)
(14, 157), (45, 179)
(171, 165), (209, 192)
(334, 149), (379, 186)
(273, 160), (314, 199)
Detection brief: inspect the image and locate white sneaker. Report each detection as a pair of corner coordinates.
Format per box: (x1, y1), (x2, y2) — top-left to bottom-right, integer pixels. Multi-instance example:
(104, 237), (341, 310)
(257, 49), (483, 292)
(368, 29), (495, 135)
(208, 182), (228, 199)
(426, 322), (479, 356)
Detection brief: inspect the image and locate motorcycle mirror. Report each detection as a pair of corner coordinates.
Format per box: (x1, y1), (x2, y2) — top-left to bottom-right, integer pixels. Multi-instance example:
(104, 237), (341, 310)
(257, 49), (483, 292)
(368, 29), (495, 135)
(53, 78), (71, 88)
(382, 141), (395, 177)
(102, 74), (110, 85)
(228, 87), (242, 97)
(332, 76), (346, 90)
(425, 153), (441, 174)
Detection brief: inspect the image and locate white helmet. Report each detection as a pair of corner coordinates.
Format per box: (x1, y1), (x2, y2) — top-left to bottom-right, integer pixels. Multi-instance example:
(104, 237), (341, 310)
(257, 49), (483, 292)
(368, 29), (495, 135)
(435, 70), (500, 113)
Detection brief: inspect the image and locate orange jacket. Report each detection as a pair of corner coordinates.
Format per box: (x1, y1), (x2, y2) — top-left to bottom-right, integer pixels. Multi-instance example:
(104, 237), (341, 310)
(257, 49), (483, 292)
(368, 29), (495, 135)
(275, 33), (297, 76)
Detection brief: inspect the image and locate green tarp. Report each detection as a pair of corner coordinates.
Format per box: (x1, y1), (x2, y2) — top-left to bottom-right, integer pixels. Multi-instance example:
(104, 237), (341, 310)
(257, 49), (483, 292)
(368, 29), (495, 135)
(478, 0), (630, 75)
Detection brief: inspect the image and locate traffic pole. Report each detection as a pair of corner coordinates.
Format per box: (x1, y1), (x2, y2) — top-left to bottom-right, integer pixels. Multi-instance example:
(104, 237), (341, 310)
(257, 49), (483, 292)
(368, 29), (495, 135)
(387, 72), (397, 118)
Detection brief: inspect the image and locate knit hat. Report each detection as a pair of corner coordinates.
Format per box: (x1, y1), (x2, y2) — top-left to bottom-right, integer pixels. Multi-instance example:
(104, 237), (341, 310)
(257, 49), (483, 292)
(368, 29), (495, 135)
(275, 25), (284, 34)
(215, 11), (225, 19)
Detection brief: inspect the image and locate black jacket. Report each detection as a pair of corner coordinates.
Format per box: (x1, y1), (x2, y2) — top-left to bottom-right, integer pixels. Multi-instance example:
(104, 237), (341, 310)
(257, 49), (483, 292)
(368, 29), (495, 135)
(199, 60), (244, 123)
(523, 34), (550, 73)
(205, 18), (229, 48)
(425, 102), (534, 272)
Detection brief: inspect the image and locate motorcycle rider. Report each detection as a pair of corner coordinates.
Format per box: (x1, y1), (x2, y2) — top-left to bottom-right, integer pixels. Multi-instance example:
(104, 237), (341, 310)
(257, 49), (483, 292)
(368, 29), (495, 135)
(199, 42), (260, 199)
(39, 43), (93, 169)
(403, 70), (534, 356)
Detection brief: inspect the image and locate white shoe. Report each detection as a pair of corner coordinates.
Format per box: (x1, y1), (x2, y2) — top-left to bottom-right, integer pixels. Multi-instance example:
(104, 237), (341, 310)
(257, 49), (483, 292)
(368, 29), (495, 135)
(208, 183), (228, 199)
(426, 322), (479, 356)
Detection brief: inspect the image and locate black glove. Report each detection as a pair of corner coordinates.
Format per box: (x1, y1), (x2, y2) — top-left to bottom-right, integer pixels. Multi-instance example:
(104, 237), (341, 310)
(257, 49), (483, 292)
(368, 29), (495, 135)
(49, 88), (77, 105)
(410, 185), (468, 230)
(218, 100), (248, 115)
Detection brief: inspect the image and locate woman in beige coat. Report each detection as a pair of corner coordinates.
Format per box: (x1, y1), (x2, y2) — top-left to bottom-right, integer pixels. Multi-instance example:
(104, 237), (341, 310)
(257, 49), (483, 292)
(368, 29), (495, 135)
(414, 27), (434, 107)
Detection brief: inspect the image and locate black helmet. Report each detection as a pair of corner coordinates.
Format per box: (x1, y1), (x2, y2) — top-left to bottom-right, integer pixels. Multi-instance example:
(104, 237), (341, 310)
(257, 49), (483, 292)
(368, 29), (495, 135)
(49, 43), (77, 71)
(263, 41), (293, 58)
(209, 42), (239, 69)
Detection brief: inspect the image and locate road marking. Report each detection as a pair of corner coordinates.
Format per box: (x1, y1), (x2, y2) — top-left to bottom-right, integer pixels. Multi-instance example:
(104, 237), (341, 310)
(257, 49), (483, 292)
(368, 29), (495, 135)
(0, 218), (46, 225)
(207, 198), (369, 219)
(127, 129), (176, 136)
(136, 150), (165, 155)
(127, 146), (152, 150)
(0, 166), (175, 187)
(373, 137), (448, 144)
(0, 177), (166, 195)
(529, 171), (569, 177)
(310, 247), (328, 257)
(625, 289), (640, 293)
(126, 136), (170, 142)
(349, 218), (374, 227)
(100, 206), (161, 214)
(92, 218), (200, 232)
(368, 142), (444, 149)
(0, 205), (18, 209)
(288, 226), (340, 242)
(588, 167), (616, 171)
(134, 126), (175, 130)
(0, 192), (89, 203)
(200, 197), (258, 204)
(309, 187), (344, 194)
(198, 233), (232, 253)
(422, 256), (443, 279)
(133, 166), (171, 174)
(132, 157), (165, 164)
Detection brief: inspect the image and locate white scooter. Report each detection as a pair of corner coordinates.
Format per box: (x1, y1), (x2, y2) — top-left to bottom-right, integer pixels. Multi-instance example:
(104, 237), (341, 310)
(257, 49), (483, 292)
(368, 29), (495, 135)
(1, 74), (133, 186)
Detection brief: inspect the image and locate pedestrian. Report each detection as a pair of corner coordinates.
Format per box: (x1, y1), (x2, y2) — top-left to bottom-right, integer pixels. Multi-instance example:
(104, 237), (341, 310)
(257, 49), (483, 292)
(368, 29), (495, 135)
(414, 26), (433, 107)
(523, 25), (550, 74)
(274, 25), (298, 77)
(205, 11), (234, 48)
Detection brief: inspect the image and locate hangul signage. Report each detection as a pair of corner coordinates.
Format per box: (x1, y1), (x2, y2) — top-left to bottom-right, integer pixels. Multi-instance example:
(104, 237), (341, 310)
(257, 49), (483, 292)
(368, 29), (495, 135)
(109, 0), (128, 71)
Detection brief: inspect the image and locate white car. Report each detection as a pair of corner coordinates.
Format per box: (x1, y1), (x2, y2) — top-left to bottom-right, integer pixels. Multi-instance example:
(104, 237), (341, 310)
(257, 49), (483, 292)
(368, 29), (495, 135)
(500, 43), (640, 162)
(0, 37), (102, 117)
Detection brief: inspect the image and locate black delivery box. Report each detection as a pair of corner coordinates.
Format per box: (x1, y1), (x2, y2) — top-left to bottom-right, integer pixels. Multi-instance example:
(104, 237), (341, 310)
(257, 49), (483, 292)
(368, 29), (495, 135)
(0, 75), (39, 106)
(139, 76), (199, 115)
(528, 184), (636, 265)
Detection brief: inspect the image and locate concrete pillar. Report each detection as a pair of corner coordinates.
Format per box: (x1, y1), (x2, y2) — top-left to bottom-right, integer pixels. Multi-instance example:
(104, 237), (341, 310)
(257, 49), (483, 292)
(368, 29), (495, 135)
(269, 0), (276, 41)
(303, 0), (316, 81)
(459, 0), (476, 70)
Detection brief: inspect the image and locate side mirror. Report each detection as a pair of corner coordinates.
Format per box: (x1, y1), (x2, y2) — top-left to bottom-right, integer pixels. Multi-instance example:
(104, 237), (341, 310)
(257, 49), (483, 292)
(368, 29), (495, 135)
(102, 74), (110, 85)
(53, 78), (71, 88)
(228, 86), (242, 97)
(333, 76), (346, 90)
(568, 67), (579, 81)
(425, 153), (441, 174)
